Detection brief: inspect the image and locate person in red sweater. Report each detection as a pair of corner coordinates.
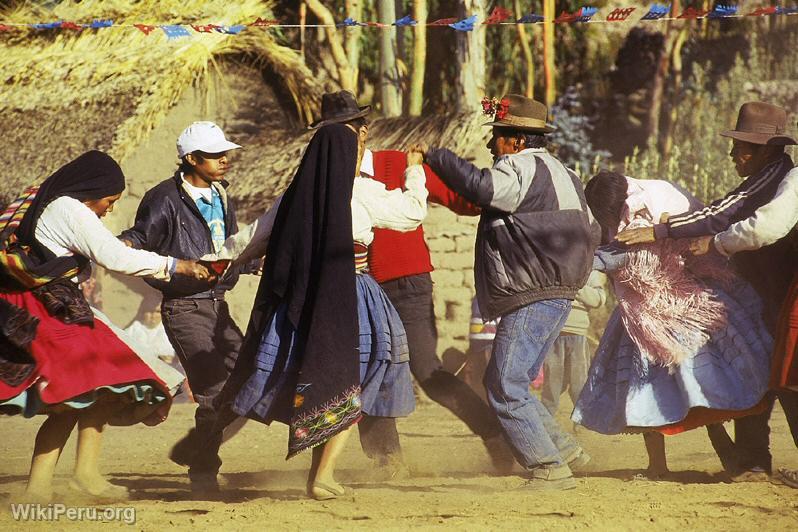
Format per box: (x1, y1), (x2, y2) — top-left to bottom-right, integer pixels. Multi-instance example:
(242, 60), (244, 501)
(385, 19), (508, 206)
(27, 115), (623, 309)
(361, 149), (513, 474)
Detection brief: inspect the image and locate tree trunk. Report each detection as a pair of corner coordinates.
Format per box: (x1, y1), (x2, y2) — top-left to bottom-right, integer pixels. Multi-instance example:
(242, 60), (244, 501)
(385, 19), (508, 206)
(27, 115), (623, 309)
(299, 2), (307, 60)
(542, 0), (556, 107)
(454, 0), (487, 112)
(662, 28), (688, 157)
(646, 1), (681, 147)
(306, 0), (355, 92)
(409, 0), (428, 116)
(514, 0), (534, 98)
(377, 0), (402, 116)
(345, 0), (362, 89)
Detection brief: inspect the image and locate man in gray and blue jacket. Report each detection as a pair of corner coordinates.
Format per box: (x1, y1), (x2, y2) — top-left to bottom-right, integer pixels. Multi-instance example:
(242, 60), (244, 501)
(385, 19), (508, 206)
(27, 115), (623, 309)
(421, 94), (599, 490)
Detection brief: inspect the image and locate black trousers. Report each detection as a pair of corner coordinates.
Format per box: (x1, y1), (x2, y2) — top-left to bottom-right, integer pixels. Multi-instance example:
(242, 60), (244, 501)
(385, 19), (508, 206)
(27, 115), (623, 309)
(358, 273), (502, 459)
(734, 389), (798, 473)
(162, 298), (243, 477)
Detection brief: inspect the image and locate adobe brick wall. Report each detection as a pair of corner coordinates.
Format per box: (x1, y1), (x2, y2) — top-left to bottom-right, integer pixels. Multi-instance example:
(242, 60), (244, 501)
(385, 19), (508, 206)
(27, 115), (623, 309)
(424, 205), (480, 353)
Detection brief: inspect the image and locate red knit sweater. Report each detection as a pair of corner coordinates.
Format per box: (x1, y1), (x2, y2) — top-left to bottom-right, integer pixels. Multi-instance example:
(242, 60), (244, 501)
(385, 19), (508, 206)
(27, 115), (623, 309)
(368, 150), (480, 283)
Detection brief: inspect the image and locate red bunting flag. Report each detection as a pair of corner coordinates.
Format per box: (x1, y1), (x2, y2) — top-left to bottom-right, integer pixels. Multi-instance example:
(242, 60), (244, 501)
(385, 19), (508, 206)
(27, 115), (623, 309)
(747, 6), (778, 16)
(677, 7), (710, 19)
(429, 18), (458, 26)
(191, 24), (219, 33)
(484, 6), (513, 24)
(60, 21), (83, 31)
(555, 10), (581, 23)
(606, 7), (636, 22)
(0, 24), (13, 32)
(250, 17), (278, 26)
(134, 23), (157, 35)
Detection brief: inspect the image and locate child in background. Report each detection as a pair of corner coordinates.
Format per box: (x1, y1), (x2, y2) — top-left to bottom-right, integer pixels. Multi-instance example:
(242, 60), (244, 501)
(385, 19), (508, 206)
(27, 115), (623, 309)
(464, 299), (543, 402)
(125, 296), (177, 364)
(541, 271), (606, 418)
(125, 296), (192, 402)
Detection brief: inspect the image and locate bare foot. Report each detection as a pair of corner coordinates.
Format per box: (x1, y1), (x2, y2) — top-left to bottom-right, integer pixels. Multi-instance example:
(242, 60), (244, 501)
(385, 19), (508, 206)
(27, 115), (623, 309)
(21, 486), (53, 504)
(70, 474), (129, 500)
(307, 475), (352, 500)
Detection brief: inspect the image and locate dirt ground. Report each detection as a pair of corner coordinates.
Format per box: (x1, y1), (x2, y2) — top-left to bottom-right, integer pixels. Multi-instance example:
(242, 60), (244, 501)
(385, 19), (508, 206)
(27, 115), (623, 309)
(1, 396), (796, 531)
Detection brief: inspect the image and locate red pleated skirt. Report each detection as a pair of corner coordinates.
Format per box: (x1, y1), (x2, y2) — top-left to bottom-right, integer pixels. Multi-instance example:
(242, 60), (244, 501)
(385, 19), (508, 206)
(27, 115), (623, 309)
(0, 290), (170, 422)
(772, 274), (798, 391)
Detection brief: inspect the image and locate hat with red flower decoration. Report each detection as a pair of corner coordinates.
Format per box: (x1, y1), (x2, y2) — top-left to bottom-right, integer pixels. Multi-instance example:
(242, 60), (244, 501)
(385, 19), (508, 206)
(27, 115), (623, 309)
(481, 94), (555, 133)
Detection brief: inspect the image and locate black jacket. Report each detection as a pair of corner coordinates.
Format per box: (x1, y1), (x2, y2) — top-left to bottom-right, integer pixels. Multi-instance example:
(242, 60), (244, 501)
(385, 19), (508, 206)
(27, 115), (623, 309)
(118, 172), (243, 300)
(426, 148), (599, 321)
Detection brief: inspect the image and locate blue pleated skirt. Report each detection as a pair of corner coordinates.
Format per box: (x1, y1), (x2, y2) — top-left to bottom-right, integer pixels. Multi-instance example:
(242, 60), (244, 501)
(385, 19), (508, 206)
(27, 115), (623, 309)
(572, 281), (772, 434)
(233, 273), (415, 423)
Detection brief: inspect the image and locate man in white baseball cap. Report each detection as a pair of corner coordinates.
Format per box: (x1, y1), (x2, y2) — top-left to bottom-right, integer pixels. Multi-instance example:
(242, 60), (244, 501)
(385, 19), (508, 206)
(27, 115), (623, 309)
(176, 121), (242, 159)
(119, 121), (251, 494)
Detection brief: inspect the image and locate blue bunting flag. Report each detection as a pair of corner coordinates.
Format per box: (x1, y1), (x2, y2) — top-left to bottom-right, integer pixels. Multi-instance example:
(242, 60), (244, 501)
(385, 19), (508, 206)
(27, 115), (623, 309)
(641, 3), (671, 20)
(393, 15), (416, 27)
(161, 25), (191, 39)
(336, 17), (359, 27)
(449, 15), (477, 31)
(517, 13), (545, 23)
(220, 24), (247, 34)
(30, 21), (63, 30)
(90, 19), (114, 28)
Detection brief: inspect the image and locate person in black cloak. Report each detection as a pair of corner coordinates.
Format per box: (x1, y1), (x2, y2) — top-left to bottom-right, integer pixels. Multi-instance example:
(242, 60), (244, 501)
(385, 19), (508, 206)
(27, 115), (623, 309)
(213, 106), (427, 499)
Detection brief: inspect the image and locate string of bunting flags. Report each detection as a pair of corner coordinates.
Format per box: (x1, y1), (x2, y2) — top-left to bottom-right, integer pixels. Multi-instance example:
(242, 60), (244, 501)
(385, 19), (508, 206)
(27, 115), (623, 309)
(0, 5), (796, 39)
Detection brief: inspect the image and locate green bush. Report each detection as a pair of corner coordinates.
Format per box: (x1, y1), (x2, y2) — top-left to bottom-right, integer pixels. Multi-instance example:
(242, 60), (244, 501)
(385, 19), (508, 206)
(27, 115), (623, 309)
(624, 35), (797, 203)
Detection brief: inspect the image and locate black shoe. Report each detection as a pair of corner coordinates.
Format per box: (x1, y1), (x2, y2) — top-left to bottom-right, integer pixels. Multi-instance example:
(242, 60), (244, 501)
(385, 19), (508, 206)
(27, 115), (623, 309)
(729, 466), (771, 483)
(189, 473), (220, 494)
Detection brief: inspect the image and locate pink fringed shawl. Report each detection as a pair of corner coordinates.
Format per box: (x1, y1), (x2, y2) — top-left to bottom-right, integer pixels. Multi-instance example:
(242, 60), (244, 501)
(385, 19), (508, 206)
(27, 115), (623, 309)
(614, 178), (733, 368)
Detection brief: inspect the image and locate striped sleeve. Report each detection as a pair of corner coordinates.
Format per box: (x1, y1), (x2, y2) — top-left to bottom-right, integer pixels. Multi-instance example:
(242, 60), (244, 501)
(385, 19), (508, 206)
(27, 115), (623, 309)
(713, 167), (798, 256)
(660, 162), (786, 239)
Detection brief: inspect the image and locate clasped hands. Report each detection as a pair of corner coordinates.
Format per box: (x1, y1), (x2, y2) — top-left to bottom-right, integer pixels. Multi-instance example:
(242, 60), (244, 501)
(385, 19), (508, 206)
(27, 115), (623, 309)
(614, 215), (714, 256)
(175, 259), (219, 283)
(406, 142), (428, 166)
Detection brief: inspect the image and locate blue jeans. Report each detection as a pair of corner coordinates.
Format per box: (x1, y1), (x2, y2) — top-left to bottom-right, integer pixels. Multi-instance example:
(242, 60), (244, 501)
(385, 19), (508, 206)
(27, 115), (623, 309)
(484, 299), (579, 469)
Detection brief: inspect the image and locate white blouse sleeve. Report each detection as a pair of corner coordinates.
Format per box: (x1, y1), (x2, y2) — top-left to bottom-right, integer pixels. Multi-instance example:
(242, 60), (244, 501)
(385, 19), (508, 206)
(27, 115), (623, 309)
(35, 197), (172, 280)
(208, 194), (284, 264)
(354, 165), (428, 232)
(713, 167), (798, 256)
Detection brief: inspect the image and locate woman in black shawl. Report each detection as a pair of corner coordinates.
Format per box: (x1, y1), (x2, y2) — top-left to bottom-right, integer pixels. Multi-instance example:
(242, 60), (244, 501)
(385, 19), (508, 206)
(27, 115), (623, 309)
(214, 120), (423, 500)
(0, 151), (209, 502)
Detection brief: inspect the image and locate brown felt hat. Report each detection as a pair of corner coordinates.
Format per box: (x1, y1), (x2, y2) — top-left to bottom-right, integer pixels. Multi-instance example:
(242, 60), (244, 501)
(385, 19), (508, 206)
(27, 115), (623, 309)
(720, 101), (796, 145)
(309, 90), (371, 129)
(483, 94), (556, 133)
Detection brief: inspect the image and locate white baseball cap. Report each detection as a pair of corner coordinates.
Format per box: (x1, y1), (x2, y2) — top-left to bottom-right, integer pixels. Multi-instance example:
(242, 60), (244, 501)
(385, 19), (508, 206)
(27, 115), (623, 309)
(176, 121), (242, 158)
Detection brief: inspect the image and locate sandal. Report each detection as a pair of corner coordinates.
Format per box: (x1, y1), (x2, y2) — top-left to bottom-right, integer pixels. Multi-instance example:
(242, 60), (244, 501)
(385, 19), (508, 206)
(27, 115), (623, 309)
(307, 481), (353, 501)
(778, 468), (798, 489)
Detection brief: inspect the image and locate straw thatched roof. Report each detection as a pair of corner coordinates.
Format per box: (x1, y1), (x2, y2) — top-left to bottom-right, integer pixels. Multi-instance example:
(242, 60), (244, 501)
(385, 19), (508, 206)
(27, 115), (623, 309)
(0, 0), (323, 202)
(0, 0), (491, 219)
